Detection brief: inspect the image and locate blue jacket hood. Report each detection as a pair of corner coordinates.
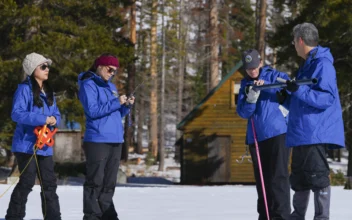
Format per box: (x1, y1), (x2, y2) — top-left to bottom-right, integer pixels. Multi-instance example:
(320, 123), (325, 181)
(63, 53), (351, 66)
(78, 71), (109, 88)
(302, 46), (334, 73)
(314, 46), (334, 63)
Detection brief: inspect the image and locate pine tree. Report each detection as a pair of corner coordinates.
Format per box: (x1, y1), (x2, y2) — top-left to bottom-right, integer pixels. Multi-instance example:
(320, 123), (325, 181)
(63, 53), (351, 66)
(149, 0), (158, 158)
(0, 0), (134, 165)
(219, 0), (256, 75)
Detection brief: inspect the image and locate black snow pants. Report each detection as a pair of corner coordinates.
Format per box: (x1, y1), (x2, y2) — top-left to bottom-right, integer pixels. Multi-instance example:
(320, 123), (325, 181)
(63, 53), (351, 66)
(289, 144), (331, 220)
(6, 152), (61, 220)
(83, 142), (122, 220)
(249, 134), (291, 220)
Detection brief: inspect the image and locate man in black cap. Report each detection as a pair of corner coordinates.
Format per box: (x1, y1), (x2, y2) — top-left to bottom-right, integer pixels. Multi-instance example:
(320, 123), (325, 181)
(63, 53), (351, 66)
(237, 49), (291, 220)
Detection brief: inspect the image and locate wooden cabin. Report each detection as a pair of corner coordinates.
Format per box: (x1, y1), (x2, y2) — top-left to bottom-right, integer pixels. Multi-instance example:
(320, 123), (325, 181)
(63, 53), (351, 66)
(177, 61), (255, 184)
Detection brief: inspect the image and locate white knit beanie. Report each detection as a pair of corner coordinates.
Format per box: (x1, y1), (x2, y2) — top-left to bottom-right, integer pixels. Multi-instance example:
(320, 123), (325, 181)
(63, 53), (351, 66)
(22, 52), (52, 76)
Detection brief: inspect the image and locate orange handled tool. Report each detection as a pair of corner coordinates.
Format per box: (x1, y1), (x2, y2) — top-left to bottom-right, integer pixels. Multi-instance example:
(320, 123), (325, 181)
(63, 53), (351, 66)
(34, 125), (58, 149)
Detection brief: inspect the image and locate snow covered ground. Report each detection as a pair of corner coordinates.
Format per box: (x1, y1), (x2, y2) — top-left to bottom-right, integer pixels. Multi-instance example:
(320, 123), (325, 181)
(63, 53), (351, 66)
(121, 152), (181, 183)
(0, 185), (351, 220)
(328, 149), (349, 175)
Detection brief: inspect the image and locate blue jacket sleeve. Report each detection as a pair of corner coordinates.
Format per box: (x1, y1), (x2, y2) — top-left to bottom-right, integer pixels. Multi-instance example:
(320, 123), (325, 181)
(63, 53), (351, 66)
(119, 105), (131, 118)
(236, 80), (256, 119)
(11, 84), (47, 126)
(293, 60), (335, 109)
(79, 81), (121, 119)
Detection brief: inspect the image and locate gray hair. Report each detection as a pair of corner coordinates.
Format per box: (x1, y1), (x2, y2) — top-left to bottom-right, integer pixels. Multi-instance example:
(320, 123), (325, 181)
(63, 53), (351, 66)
(292, 23), (319, 47)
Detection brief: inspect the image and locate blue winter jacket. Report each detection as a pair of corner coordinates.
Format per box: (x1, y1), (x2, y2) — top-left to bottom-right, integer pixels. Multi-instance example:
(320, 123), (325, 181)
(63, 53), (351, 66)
(237, 66), (290, 145)
(284, 46), (345, 148)
(11, 78), (61, 156)
(78, 71), (130, 143)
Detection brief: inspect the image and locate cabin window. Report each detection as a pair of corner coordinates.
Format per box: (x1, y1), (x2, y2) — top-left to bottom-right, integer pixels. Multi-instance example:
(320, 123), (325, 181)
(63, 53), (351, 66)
(231, 80), (241, 108)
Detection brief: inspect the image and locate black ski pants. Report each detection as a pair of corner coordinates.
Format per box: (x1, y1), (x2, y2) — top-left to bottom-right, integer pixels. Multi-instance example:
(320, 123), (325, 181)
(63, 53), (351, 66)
(83, 142), (122, 220)
(289, 144), (331, 220)
(249, 134), (291, 220)
(6, 152), (61, 220)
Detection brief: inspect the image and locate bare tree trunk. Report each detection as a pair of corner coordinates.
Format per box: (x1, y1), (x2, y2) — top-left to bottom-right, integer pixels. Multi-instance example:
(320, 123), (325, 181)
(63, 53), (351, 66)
(159, 0), (166, 171)
(176, 0), (185, 140)
(256, 0), (267, 60)
(255, 0), (260, 43)
(149, 0), (158, 158)
(123, 2), (137, 160)
(206, 45), (210, 93)
(209, 0), (219, 89)
(136, 1), (146, 155)
(136, 95), (144, 154)
(346, 150), (352, 189)
(23, 0), (42, 79)
(345, 84), (352, 189)
(136, 46), (145, 155)
(273, 48), (277, 69)
(290, 0), (298, 18)
(222, 2), (230, 78)
(130, 2), (136, 45)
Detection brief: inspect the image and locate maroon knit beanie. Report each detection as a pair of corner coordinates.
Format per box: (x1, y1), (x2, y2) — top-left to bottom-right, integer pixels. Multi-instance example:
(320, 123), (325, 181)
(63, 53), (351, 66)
(94, 55), (119, 69)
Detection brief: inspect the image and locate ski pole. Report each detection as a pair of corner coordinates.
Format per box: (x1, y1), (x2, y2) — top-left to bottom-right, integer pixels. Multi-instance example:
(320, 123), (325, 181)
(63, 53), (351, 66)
(251, 117), (270, 220)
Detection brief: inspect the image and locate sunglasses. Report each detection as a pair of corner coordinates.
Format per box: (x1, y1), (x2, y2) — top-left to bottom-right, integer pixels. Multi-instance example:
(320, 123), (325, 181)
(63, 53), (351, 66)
(106, 66), (118, 75)
(40, 64), (50, 71)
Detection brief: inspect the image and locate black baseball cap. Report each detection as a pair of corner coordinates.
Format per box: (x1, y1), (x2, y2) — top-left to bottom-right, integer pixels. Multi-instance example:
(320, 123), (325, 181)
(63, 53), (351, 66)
(242, 49), (261, 69)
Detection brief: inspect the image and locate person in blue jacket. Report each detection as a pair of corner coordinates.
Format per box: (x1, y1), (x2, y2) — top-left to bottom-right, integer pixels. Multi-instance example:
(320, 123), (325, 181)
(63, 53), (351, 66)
(6, 52), (62, 220)
(78, 54), (135, 220)
(281, 22), (345, 220)
(237, 49), (291, 220)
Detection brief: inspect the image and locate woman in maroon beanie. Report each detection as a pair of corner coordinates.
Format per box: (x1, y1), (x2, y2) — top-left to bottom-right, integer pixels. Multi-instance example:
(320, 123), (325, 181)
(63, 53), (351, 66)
(77, 54), (135, 220)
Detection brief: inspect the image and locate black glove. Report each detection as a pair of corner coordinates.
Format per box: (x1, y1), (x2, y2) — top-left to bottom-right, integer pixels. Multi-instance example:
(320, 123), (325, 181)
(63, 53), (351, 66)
(286, 80), (299, 92)
(276, 89), (288, 104)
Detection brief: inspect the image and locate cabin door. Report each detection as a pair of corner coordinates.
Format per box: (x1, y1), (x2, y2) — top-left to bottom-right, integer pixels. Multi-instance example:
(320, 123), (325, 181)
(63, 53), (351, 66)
(207, 136), (231, 183)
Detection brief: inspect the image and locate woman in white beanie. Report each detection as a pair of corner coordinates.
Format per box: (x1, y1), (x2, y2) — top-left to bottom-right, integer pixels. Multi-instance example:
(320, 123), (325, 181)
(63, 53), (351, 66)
(5, 52), (62, 220)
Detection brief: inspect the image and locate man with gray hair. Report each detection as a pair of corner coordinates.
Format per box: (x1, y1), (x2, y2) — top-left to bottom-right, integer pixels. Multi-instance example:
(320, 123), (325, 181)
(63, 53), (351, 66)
(279, 22), (345, 219)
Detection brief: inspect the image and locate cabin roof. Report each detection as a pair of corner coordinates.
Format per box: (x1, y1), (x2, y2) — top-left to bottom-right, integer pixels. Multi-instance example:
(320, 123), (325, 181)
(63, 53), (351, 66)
(177, 61), (243, 129)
